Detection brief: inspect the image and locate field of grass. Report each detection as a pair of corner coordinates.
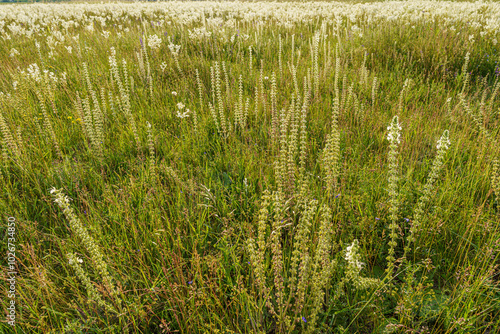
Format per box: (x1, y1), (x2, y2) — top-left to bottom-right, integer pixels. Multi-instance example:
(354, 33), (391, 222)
(0, 1), (500, 333)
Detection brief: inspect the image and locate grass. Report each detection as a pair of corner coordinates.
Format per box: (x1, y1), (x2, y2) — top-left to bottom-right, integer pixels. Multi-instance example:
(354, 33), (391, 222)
(0, 1), (499, 333)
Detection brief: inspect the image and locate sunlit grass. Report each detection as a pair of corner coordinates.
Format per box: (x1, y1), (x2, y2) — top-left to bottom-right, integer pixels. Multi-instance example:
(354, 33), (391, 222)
(0, 1), (499, 333)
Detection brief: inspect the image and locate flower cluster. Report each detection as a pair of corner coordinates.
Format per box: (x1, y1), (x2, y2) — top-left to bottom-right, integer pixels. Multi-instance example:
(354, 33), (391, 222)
(148, 34), (162, 50)
(387, 115), (402, 144)
(2, 1), (500, 45)
(344, 239), (379, 290)
(176, 102), (190, 119)
(50, 187), (120, 304)
(436, 131), (451, 150)
(68, 255), (83, 265)
(188, 27), (212, 40)
(386, 115), (401, 277)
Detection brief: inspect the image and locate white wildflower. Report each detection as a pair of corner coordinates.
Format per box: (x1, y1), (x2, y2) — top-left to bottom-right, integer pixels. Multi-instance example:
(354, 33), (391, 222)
(345, 239), (364, 271)
(436, 130), (451, 151)
(176, 108), (190, 119)
(387, 116), (402, 144)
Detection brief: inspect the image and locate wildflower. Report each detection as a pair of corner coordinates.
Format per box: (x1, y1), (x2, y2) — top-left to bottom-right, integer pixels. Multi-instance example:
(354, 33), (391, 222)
(176, 102), (185, 110)
(9, 48), (20, 57)
(436, 132), (451, 150)
(387, 116), (402, 144)
(176, 108), (190, 119)
(68, 256), (83, 265)
(168, 42), (181, 55)
(406, 130), (451, 253)
(148, 34), (162, 50)
(172, 91), (177, 96)
(302, 317), (307, 323)
(345, 239), (364, 270)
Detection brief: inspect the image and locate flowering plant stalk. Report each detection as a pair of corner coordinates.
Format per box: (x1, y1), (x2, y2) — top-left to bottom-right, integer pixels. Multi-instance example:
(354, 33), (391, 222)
(386, 115), (401, 278)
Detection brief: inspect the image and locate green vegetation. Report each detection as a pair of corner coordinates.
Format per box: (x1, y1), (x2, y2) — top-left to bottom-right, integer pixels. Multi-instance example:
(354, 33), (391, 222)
(1, 2), (499, 333)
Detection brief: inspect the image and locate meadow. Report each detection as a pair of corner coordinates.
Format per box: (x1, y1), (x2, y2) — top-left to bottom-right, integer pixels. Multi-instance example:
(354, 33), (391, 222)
(0, 1), (499, 333)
